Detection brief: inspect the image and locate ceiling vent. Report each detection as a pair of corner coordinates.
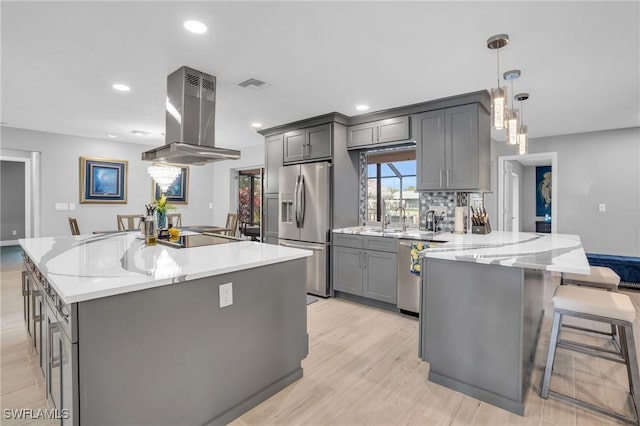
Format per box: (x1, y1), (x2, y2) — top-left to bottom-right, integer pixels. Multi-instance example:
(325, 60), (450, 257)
(237, 77), (271, 92)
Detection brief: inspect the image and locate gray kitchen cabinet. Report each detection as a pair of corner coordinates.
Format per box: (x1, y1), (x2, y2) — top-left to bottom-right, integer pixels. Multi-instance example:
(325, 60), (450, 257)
(347, 116), (410, 149)
(283, 123), (332, 164)
(414, 103), (490, 191)
(333, 245), (364, 296)
(364, 250), (398, 304)
(283, 129), (305, 163)
(333, 234), (398, 304)
(263, 193), (279, 244)
(264, 133), (283, 194)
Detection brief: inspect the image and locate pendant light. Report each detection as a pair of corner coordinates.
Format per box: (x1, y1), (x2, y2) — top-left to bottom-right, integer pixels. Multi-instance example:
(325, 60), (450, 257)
(503, 70), (521, 145)
(487, 34), (509, 130)
(515, 93), (529, 155)
(147, 163), (181, 193)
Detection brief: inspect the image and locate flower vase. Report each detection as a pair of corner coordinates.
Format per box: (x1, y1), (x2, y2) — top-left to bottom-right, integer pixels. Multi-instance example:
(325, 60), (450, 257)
(157, 211), (167, 229)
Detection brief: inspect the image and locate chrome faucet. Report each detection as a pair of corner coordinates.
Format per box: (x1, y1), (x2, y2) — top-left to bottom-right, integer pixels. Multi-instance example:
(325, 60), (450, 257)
(397, 207), (407, 232)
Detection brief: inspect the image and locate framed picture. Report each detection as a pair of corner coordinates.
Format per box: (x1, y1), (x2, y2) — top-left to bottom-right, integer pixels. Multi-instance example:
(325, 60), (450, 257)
(536, 166), (552, 217)
(153, 166), (189, 204)
(80, 157), (127, 204)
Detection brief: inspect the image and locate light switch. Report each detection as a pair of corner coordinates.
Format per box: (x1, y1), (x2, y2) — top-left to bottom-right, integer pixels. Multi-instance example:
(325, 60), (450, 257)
(208, 202), (213, 209)
(55, 203), (68, 211)
(69, 203), (76, 211)
(599, 204), (606, 213)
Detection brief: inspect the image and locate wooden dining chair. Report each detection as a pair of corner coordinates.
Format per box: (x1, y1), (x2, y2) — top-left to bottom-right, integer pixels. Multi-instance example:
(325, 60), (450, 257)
(166, 213), (182, 227)
(68, 217), (80, 235)
(224, 213), (238, 236)
(117, 214), (143, 231)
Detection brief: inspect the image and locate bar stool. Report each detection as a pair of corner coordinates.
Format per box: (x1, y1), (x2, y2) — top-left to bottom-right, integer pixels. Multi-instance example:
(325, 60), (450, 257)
(541, 285), (640, 424)
(561, 266), (621, 344)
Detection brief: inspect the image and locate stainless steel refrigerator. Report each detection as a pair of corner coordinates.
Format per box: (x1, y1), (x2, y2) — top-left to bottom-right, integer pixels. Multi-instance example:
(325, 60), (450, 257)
(278, 162), (331, 297)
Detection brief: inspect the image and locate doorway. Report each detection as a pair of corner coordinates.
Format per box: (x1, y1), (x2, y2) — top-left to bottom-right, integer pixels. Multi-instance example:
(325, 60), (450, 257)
(236, 168), (263, 240)
(0, 149), (40, 244)
(497, 152), (557, 233)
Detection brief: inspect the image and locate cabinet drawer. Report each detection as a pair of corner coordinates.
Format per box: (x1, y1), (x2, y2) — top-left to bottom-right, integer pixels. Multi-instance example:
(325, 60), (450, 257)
(333, 233), (363, 249)
(363, 236), (397, 253)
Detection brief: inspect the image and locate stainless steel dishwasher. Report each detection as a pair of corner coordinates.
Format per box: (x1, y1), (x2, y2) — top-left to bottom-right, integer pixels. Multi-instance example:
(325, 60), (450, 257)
(397, 239), (444, 315)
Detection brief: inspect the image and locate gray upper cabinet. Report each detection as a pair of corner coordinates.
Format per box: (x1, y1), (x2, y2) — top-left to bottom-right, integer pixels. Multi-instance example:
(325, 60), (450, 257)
(306, 123), (332, 160)
(283, 123), (332, 164)
(347, 115), (410, 149)
(283, 129), (305, 163)
(264, 133), (283, 194)
(414, 104), (490, 192)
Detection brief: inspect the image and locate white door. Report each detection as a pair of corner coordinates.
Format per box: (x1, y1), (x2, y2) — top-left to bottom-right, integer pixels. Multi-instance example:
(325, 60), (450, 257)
(511, 173), (519, 232)
(503, 162), (513, 231)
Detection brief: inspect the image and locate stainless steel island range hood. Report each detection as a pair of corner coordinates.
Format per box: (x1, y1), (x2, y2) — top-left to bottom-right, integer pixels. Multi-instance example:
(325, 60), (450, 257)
(142, 66), (241, 165)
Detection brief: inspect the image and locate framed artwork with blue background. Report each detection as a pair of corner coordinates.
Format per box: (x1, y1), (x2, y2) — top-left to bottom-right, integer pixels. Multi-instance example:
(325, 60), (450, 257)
(80, 157), (127, 204)
(153, 166), (189, 204)
(536, 166), (552, 217)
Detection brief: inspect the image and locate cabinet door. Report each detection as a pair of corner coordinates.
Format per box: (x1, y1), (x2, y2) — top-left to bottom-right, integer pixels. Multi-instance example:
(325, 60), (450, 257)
(22, 271), (30, 332)
(306, 123), (332, 160)
(263, 193), (279, 244)
(283, 129), (305, 163)
(446, 104), (478, 190)
(332, 246), (363, 296)
(414, 110), (446, 190)
(377, 116), (410, 144)
(347, 122), (376, 148)
(264, 134), (283, 194)
(364, 250), (398, 304)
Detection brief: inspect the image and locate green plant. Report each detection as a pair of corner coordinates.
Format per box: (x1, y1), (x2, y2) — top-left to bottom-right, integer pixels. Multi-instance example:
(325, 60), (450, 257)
(153, 194), (175, 214)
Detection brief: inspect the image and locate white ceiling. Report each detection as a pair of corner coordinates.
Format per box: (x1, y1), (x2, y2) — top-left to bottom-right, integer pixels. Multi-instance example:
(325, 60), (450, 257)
(2, 1), (639, 150)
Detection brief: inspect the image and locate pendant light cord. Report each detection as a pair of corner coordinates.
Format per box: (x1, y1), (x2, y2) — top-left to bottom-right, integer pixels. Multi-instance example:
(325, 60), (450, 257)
(496, 49), (500, 87)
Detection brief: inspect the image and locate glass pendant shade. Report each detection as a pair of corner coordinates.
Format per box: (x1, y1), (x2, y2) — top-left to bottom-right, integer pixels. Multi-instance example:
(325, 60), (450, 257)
(491, 87), (508, 130)
(147, 164), (181, 192)
(517, 125), (528, 155)
(506, 109), (520, 145)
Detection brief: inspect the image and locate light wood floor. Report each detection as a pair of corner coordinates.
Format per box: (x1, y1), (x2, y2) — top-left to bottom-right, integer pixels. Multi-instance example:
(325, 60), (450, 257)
(2, 245), (639, 425)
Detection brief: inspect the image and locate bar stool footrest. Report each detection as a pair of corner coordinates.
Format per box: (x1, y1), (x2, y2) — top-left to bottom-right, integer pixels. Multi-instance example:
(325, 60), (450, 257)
(557, 339), (624, 363)
(546, 389), (638, 425)
(563, 323), (614, 336)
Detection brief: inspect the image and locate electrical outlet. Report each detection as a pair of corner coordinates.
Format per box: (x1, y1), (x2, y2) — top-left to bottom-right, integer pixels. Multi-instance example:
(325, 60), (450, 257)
(599, 204), (607, 213)
(208, 202), (213, 209)
(219, 283), (233, 308)
(12, 230), (17, 236)
(69, 203), (76, 211)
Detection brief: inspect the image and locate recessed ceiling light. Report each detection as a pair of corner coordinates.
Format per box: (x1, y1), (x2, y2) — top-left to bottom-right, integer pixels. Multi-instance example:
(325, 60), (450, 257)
(356, 104), (369, 111)
(108, 134), (118, 138)
(251, 123), (262, 128)
(184, 20), (207, 34)
(112, 83), (130, 92)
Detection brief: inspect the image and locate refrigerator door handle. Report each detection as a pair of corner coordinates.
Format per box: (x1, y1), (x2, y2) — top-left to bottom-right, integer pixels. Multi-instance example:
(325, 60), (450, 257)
(294, 175), (301, 227)
(299, 175), (306, 228)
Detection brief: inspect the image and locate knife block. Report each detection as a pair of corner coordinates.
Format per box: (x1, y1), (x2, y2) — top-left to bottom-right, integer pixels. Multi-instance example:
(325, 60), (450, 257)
(472, 224), (491, 234)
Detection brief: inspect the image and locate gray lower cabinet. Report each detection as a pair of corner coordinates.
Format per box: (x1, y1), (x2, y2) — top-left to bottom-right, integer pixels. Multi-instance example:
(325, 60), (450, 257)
(347, 116), (410, 149)
(333, 234), (397, 304)
(263, 193), (279, 244)
(414, 103), (490, 191)
(264, 133), (283, 194)
(283, 123), (332, 164)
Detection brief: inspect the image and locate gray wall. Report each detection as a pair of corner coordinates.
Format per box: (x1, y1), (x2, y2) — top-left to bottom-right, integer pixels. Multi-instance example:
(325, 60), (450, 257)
(1, 160), (26, 240)
(1, 127), (217, 237)
(489, 127), (640, 256)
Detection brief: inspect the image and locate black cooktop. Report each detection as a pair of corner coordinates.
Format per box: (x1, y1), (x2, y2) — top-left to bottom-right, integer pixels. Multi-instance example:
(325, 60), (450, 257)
(157, 233), (241, 248)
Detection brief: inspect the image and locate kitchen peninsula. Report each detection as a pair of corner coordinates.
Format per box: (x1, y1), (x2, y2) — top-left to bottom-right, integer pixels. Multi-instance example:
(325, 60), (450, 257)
(419, 231), (590, 415)
(19, 232), (311, 425)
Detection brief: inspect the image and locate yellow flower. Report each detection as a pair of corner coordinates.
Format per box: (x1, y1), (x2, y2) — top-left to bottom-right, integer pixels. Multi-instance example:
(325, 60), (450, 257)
(153, 195), (175, 214)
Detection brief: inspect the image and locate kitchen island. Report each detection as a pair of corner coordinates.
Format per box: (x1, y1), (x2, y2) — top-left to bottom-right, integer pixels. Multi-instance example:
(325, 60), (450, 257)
(419, 231), (590, 415)
(19, 232), (311, 426)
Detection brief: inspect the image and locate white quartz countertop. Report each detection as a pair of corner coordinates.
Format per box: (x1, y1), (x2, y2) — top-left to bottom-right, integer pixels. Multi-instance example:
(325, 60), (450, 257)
(19, 233), (312, 304)
(332, 226), (453, 241)
(419, 231), (590, 274)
